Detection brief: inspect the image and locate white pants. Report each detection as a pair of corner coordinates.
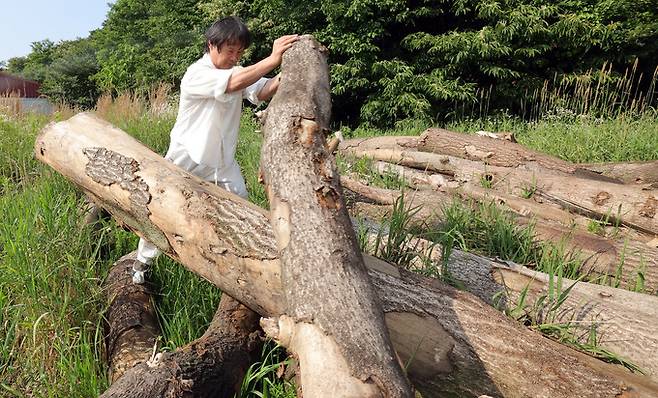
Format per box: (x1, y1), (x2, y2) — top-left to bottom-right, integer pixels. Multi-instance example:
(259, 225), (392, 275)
(136, 141), (248, 265)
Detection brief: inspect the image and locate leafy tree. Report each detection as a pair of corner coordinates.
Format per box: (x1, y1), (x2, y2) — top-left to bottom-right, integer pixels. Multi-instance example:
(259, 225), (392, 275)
(93, 0), (206, 93)
(5, 38), (100, 108)
(7, 0), (657, 124)
(197, 0), (657, 126)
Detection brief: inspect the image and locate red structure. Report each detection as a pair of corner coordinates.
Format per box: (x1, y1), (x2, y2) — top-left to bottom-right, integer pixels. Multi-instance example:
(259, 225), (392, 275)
(0, 72), (41, 97)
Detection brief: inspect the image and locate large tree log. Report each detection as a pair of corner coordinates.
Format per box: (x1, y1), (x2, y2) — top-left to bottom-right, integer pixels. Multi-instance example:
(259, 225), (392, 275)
(358, 211), (658, 379)
(101, 294), (261, 398)
(413, 128), (625, 182)
(104, 252), (160, 383)
(339, 136), (457, 175)
(579, 160), (658, 186)
(345, 141), (658, 234)
(360, 227), (658, 379)
(342, 176), (658, 293)
(103, 253), (261, 398)
(36, 113), (658, 397)
(259, 36), (411, 397)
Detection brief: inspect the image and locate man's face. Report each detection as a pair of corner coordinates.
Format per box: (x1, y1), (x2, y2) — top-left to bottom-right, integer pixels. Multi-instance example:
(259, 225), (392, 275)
(209, 42), (244, 69)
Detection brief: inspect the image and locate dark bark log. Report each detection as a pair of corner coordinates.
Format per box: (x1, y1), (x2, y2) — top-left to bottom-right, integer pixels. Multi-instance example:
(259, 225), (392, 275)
(260, 35), (412, 397)
(36, 112), (658, 397)
(101, 294), (261, 398)
(104, 252), (160, 383)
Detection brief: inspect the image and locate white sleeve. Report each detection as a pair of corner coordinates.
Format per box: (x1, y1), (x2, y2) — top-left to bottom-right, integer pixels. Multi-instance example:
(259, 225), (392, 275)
(180, 65), (235, 101)
(243, 77), (269, 105)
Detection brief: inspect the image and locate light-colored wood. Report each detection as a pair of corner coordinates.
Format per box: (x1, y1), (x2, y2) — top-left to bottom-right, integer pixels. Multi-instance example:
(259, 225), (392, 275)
(360, 227), (658, 381)
(260, 36), (412, 397)
(36, 112), (658, 397)
(579, 160), (658, 186)
(343, 175), (658, 293)
(340, 133), (658, 235)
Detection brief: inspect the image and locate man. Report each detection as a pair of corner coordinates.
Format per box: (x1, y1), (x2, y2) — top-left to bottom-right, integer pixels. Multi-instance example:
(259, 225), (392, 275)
(133, 16), (298, 283)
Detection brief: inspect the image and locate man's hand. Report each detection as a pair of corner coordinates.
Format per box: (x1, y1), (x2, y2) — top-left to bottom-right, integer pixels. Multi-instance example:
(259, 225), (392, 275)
(270, 35), (299, 65)
(227, 35), (298, 94)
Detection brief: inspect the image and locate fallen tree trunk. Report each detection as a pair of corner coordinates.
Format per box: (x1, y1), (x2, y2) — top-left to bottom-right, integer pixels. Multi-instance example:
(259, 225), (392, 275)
(342, 176), (658, 293)
(567, 160), (658, 186)
(104, 252), (161, 383)
(350, 144), (658, 235)
(259, 36), (411, 397)
(101, 294), (261, 398)
(36, 113), (658, 397)
(488, 260), (658, 379)
(414, 128), (625, 183)
(339, 137), (457, 175)
(359, 227), (658, 380)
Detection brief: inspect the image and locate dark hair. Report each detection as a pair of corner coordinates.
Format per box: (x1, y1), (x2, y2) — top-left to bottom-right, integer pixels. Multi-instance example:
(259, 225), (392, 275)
(204, 16), (251, 53)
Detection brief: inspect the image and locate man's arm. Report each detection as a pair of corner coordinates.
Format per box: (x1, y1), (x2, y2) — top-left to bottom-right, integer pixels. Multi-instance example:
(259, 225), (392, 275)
(226, 35), (297, 94)
(256, 74), (281, 101)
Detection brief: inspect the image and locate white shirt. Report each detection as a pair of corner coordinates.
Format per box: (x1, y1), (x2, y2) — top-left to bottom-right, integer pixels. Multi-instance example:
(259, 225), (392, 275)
(170, 53), (268, 170)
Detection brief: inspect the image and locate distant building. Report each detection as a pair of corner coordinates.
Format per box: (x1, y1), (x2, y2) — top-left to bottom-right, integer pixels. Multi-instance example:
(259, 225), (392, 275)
(0, 71), (53, 114)
(0, 71), (41, 97)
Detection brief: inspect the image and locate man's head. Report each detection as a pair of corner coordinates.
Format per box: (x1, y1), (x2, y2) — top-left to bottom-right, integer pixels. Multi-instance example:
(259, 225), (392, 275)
(204, 16), (251, 69)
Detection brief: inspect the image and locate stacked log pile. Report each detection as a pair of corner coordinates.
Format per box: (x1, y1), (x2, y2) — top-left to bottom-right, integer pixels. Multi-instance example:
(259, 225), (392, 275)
(35, 36), (658, 397)
(339, 131), (658, 293)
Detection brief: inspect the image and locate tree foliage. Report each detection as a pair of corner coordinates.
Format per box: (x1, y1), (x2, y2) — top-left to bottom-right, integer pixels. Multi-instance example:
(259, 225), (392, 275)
(5, 0), (657, 125)
(6, 38), (100, 108)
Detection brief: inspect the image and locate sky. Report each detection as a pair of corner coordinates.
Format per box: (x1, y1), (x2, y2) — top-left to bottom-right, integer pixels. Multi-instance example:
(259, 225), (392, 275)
(0, 0), (113, 64)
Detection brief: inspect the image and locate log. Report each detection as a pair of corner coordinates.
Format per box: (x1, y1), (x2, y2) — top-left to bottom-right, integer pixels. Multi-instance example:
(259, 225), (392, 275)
(489, 261), (658, 379)
(414, 128), (623, 182)
(339, 136), (457, 175)
(101, 294), (261, 398)
(104, 252), (160, 383)
(357, 146), (658, 235)
(360, 227), (658, 380)
(342, 176), (658, 293)
(578, 160), (658, 186)
(259, 36), (411, 397)
(36, 113), (658, 396)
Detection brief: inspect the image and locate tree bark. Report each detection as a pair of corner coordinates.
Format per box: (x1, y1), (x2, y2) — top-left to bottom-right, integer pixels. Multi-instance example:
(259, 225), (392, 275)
(361, 227), (658, 380)
(35, 113), (658, 397)
(104, 251), (161, 383)
(101, 294), (261, 398)
(259, 36), (412, 397)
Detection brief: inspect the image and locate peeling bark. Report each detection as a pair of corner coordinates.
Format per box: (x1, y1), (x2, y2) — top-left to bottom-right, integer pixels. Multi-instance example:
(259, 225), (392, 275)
(260, 36), (412, 397)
